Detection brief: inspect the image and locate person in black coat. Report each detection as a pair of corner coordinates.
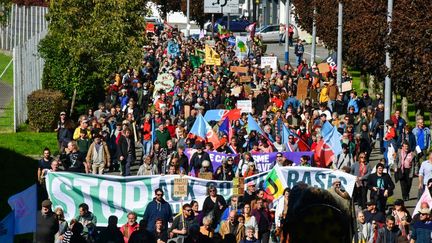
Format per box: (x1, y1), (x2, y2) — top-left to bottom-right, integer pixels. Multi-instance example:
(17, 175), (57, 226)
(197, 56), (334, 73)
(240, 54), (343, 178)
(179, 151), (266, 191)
(202, 185), (227, 229)
(190, 144), (211, 176)
(367, 163), (395, 212)
(97, 215), (124, 243)
(117, 127), (136, 176)
(36, 200), (59, 243)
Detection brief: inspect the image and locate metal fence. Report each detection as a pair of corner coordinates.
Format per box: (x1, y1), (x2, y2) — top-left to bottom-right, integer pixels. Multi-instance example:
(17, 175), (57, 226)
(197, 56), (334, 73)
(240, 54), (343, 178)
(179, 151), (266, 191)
(0, 4), (48, 51)
(13, 29), (47, 131)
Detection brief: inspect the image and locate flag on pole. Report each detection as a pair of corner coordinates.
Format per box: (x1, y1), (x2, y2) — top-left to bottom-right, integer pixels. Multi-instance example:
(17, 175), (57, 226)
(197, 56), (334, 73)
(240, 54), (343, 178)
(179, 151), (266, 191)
(235, 36), (249, 60)
(189, 114), (220, 148)
(7, 184), (37, 234)
(282, 125), (310, 151)
(246, 22), (257, 39)
(219, 117), (230, 136)
(217, 24), (230, 39)
(151, 119), (156, 143)
(314, 139), (334, 167)
(321, 122), (343, 156)
(247, 114), (274, 146)
(204, 109), (227, 121)
(263, 169), (284, 201)
(0, 212), (14, 243)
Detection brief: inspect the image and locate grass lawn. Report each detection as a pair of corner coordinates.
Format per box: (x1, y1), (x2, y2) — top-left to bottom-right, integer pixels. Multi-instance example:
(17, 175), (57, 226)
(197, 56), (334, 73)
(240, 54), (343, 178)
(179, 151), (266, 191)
(0, 53), (13, 86)
(0, 131), (58, 156)
(0, 99), (14, 133)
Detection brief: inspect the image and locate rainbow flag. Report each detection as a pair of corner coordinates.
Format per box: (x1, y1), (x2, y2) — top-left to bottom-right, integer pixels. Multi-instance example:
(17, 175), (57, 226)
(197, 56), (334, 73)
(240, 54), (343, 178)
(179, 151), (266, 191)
(263, 169), (284, 201)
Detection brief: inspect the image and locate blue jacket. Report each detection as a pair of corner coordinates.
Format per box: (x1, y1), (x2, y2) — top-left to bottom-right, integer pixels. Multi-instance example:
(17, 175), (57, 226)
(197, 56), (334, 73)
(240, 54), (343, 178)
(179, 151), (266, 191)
(412, 126), (431, 150)
(410, 220), (432, 242)
(347, 98), (359, 114)
(283, 97), (300, 110)
(143, 198), (173, 232)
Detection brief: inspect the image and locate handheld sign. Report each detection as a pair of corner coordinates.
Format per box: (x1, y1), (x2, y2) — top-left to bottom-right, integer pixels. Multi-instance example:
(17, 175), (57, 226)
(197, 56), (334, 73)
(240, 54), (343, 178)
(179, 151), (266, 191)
(174, 178), (188, 198)
(232, 177), (245, 196)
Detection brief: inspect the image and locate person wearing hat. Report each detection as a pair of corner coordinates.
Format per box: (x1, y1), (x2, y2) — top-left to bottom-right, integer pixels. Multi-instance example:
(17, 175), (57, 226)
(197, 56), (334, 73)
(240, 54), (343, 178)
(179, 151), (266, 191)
(85, 134), (111, 175)
(55, 111), (73, 153)
(363, 200), (386, 224)
(215, 157), (235, 181)
(190, 143), (211, 177)
(36, 200), (59, 243)
(410, 208), (432, 242)
(73, 115), (92, 140)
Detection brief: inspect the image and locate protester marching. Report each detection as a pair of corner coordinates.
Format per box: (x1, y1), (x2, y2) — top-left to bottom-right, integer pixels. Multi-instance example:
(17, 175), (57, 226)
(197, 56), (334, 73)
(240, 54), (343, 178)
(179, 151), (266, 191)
(1, 21), (429, 243)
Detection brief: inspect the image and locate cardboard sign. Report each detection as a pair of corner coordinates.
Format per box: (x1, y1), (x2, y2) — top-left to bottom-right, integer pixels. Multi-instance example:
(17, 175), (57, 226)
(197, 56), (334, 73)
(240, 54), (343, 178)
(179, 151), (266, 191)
(318, 63), (330, 73)
(199, 172), (213, 180)
(173, 178), (188, 197)
(243, 85), (252, 96)
(341, 81), (353, 92)
(232, 177), (245, 196)
(230, 66), (249, 73)
(232, 86), (242, 96)
(240, 76), (252, 83)
(236, 100), (252, 113)
(261, 56), (278, 71)
(296, 78), (309, 100)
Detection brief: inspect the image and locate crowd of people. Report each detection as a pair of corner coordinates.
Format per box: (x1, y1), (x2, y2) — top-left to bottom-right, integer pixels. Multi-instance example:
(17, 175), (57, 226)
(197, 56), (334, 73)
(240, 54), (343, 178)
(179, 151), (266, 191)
(35, 23), (432, 243)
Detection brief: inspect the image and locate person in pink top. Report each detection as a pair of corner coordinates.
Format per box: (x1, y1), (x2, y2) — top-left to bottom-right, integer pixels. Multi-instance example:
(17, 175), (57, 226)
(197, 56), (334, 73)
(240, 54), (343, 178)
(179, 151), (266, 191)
(395, 141), (415, 201)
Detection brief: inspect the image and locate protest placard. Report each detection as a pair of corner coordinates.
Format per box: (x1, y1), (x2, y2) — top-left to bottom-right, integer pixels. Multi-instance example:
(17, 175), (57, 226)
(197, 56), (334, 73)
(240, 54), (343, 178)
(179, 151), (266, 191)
(240, 76), (252, 83)
(230, 66), (249, 73)
(260, 56), (278, 71)
(297, 78), (309, 100)
(173, 178), (188, 197)
(236, 100), (252, 113)
(341, 81), (352, 92)
(232, 177), (245, 196)
(318, 63), (330, 73)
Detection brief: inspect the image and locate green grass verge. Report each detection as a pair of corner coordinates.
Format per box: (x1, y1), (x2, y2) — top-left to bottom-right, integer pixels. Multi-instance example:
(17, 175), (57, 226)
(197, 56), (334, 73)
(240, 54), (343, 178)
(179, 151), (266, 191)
(0, 132), (58, 156)
(0, 99), (14, 133)
(0, 53), (13, 86)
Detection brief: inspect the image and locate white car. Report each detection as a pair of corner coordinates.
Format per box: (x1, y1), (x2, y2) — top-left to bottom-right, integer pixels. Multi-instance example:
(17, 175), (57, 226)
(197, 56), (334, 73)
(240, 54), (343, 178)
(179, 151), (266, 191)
(257, 24), (299, 43)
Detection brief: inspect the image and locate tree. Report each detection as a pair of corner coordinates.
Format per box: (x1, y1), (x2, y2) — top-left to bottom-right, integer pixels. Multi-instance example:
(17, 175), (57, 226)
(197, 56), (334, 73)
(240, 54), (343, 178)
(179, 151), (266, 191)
(292, 0), (388, 80)
(389, 0), (432, 110)
(39, 0), (148, 108)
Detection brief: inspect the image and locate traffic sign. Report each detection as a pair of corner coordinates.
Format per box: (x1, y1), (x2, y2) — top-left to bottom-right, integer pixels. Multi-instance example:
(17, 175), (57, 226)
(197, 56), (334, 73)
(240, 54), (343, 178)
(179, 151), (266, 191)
(204, 0), (239, 14)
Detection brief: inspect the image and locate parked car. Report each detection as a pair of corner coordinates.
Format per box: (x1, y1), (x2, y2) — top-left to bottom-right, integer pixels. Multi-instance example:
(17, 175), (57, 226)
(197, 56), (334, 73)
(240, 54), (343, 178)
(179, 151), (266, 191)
(257, 24), (299, 43)
(208, 15), (251, 32)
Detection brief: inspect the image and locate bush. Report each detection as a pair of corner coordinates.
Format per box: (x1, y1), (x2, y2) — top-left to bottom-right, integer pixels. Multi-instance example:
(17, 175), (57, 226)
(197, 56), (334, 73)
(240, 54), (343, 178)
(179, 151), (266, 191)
(27, 89), (65, 132)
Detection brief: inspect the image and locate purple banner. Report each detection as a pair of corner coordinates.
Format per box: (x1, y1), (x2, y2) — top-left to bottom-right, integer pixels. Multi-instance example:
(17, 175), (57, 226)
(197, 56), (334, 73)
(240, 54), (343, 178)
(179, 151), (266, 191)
(185, 149), (314, 173)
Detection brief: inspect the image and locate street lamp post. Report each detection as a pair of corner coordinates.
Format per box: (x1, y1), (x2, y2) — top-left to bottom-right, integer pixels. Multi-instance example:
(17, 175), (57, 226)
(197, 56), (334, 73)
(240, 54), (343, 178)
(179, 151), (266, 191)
(384, 0), (393, 122)
(311, 7), (317, 66)
(336, 0), (343, 88)
(284, 0), (290, 65)
(186, 0), (190, 38)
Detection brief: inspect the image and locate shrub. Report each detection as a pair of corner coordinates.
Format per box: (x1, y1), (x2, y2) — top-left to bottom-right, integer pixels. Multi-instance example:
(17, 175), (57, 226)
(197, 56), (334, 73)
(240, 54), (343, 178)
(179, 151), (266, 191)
(27, 89), (65, 132)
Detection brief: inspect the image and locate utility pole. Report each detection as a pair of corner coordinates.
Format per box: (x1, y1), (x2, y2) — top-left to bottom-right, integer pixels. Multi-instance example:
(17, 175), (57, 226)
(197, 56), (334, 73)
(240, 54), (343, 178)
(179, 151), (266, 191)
(311, 7), (317, 66)
(284, 0), (290, 64)
(336, 0), (343, 88)
(384, 0), (393, 122)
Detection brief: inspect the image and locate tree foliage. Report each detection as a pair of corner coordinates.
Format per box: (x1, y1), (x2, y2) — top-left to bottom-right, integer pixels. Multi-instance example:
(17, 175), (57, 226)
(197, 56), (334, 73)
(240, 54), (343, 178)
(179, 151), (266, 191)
(292, 0), (387, 79)
(39, 0), (148, 106)
(389, 0), (432, 109)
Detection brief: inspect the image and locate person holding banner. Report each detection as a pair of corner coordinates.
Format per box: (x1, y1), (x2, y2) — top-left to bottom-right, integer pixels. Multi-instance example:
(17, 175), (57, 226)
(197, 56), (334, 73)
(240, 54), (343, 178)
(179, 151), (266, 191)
(169, 203), (198, 243)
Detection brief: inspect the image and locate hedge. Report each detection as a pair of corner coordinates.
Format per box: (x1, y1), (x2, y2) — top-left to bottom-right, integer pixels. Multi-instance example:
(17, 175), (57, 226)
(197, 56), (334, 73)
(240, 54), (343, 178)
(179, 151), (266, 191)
(27, 89), (65, 132)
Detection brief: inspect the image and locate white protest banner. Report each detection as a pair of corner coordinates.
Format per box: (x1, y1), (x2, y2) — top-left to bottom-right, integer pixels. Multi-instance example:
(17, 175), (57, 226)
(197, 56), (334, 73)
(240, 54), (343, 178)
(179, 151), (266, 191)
(46, 167), (356, 226)
(236, 100), (252, 113)
(277, 166), (356, 198)
(260, 56), (278, 71)
(153, 73), (174, 97)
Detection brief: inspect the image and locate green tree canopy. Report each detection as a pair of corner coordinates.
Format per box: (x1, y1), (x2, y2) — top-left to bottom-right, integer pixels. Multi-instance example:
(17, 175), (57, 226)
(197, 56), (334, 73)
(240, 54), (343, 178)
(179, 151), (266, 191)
(39, 0), (148, 107)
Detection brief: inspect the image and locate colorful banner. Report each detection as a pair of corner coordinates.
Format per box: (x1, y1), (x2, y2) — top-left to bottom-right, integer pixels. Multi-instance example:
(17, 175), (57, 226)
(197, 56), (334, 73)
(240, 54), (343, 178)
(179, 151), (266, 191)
(185, 148), (313, 173)
(46, 166), (356, 226)
(46, 167), (355, 226)
(205, 45), (221, 66)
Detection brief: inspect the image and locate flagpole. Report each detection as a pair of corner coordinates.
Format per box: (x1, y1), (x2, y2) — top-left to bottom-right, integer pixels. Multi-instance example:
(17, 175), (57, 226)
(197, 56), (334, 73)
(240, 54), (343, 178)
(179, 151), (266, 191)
(310, 7), (317, 66)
